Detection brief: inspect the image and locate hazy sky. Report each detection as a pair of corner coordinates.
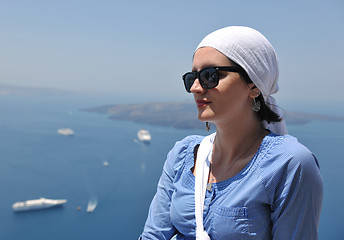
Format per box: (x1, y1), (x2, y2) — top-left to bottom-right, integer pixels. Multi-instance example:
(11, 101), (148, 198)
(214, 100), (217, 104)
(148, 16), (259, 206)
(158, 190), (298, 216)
(1, 0), (343, 105)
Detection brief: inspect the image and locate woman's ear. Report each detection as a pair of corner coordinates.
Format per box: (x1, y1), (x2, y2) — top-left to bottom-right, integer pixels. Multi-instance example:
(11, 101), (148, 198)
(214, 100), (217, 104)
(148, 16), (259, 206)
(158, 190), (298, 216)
(248, 83), (256, 89)
(248, 84), (261, 98)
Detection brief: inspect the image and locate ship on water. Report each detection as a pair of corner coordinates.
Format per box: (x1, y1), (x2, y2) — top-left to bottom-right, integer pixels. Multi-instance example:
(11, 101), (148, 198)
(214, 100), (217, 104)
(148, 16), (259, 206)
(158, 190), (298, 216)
(57, 128), (74, 136)
(137, 129), (151, 143)
(12, 198), (67, 212)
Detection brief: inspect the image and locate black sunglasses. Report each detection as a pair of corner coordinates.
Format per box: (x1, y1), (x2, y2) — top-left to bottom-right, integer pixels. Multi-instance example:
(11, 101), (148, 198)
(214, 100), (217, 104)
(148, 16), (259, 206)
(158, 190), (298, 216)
(182, 66), (245, 93)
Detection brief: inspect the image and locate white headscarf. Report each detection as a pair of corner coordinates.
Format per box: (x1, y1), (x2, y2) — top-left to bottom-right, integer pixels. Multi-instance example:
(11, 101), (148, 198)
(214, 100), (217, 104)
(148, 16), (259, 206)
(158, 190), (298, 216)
(196, 26), (287, 135)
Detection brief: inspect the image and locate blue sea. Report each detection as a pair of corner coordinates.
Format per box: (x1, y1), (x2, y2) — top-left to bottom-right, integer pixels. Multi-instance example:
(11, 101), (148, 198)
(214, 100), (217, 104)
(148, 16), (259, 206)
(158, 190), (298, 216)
(0, 95), (343, 240)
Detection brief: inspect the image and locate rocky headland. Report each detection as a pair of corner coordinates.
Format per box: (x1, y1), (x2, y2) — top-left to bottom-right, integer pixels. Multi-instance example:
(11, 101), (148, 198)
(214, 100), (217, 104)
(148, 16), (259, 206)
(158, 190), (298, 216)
(82, 102), (344, 129)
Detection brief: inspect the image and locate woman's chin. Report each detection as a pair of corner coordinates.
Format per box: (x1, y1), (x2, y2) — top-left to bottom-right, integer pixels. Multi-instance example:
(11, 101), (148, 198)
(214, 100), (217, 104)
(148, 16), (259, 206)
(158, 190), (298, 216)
(197, 111), (214, 122)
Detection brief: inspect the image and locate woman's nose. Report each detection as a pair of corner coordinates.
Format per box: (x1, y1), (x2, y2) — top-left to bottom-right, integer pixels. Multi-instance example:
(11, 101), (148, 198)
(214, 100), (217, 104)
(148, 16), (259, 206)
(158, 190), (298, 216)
(190, 79), (205, 94)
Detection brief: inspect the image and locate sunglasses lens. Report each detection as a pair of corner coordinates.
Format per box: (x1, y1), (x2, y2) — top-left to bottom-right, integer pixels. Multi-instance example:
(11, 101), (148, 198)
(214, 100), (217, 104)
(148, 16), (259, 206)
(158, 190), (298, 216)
(183, 73), (196, 93)
(200, 68), (218, 89)
(182, 68), (219, 93)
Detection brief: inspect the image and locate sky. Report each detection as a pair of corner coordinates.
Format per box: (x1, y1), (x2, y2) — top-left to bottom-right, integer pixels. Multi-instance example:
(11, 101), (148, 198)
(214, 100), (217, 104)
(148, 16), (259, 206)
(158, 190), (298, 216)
(0, 0), (343, 108)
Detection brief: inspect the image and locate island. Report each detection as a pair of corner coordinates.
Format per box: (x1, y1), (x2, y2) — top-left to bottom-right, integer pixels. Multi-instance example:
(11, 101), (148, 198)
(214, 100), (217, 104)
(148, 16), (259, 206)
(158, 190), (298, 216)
(82, 101), (344, 129)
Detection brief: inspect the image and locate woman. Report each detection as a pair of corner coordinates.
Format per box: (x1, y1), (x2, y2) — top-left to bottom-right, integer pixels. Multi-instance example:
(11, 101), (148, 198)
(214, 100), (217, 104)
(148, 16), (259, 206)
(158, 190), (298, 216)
(140, 26), (323, 239)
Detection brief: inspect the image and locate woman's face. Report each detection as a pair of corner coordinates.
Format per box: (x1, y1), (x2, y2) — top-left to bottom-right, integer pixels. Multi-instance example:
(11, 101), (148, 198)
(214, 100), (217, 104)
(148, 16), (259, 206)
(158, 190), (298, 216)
(191, 47), (254, 126)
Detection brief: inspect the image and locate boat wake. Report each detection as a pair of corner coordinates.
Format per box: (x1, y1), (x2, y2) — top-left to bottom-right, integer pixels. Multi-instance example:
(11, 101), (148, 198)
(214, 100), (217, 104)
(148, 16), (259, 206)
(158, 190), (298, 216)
(87, 198), (98, 213)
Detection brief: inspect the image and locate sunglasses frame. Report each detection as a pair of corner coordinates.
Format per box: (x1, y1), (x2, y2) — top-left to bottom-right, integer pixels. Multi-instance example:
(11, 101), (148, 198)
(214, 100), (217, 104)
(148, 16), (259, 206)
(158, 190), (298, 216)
(182, 66), (245, 93)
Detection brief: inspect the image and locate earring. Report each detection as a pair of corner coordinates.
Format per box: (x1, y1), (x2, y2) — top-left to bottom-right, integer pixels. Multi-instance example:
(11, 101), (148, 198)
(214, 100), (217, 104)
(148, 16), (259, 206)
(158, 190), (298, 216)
(206, 122), (211, 131)
(252, 98), (261, 112)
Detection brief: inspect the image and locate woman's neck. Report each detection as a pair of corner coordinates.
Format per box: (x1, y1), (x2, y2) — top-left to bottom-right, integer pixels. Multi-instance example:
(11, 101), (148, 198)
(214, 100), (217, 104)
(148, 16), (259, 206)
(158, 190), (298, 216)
(212, 118), (266, 168)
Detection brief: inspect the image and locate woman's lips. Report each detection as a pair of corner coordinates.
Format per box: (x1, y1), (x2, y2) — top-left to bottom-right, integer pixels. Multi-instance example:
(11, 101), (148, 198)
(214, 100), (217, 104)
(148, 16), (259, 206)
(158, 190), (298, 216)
(196, 100), (211, 108)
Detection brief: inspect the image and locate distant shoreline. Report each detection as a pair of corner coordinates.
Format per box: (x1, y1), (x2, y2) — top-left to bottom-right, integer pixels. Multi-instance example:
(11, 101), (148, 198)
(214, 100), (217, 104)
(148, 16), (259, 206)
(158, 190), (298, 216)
(82, 102), (344, 130)
(1, 82), (342, 128)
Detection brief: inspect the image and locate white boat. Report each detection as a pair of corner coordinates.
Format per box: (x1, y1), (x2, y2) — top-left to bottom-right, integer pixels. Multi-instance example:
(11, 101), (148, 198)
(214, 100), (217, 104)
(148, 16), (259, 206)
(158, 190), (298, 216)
(137, 129), (151, 142)
(12, 198), (67, 212)
(86, 199), (98, 213)
(57, 128), (74, 136)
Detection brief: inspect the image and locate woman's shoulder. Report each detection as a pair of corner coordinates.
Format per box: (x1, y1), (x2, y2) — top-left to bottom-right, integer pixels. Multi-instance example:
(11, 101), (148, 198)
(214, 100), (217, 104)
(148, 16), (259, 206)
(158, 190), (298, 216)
(262, 133), (318, 167)
(164, 135), (204, 172)
(257, 132), (323, 207)
(175, 135), (204, 148)
(171, 135), (204, 155)
(258, 132), (321, 184)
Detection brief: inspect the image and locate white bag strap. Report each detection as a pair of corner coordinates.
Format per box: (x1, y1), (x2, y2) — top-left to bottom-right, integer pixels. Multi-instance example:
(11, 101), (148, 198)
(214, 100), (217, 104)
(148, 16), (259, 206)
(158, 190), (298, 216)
(194, 133), (215, 240)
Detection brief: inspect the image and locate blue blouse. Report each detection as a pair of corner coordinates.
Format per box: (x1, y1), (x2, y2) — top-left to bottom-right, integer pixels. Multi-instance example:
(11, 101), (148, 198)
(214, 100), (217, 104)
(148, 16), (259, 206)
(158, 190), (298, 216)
(141, 133), (323, 240)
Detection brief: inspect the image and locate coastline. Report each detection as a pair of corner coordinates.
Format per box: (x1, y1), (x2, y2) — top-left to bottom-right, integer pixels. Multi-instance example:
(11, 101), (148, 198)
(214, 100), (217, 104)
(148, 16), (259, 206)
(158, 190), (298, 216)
(82, 101), (344, 129)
